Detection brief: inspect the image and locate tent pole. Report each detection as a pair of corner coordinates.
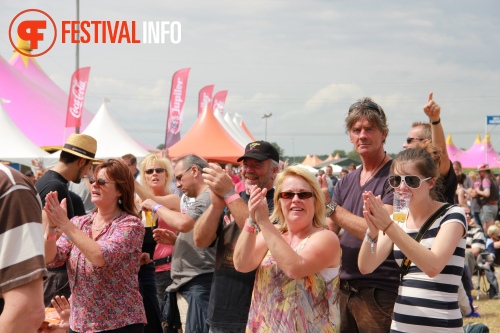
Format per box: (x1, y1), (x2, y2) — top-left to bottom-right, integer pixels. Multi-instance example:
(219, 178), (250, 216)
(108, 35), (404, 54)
(75, 0), (80, 134)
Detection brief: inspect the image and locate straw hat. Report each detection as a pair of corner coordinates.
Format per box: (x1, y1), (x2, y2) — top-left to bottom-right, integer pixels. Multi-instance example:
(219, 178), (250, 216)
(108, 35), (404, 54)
(60, 134), (97, 160)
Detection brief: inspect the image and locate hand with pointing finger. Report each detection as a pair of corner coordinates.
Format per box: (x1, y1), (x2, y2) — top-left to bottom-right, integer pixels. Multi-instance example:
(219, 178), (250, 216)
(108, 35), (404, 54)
(423, 92), (441, 123)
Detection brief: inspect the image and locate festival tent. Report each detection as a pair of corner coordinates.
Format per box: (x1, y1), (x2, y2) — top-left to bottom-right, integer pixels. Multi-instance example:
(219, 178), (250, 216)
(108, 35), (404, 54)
(300, 154), (324, 167)
(213, 110), (246, 148)
(224, 111), (252, 145)
(448, 134), (500, 168)
(168, 108), (244, 164)
(81, 102), (150, 161)
(446, 134), (465, 161)
(2, 39), (93, 147)
(239, 118), (256, 142)
(0, 99), (55, 166)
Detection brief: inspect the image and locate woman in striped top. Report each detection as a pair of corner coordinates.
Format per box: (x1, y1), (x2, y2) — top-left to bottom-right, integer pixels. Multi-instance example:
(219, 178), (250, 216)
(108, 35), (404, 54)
(358, 148), (467, 332)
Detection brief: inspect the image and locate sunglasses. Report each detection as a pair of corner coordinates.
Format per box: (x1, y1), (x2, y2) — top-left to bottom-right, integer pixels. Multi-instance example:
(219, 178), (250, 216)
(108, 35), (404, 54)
(348, 101), (383, 115)
(90, 178), (124, 186)
(388, 175), (432, 189)
(406, 137), (425, 144)
(279, 192), (314, 200)
(175, 167), (192, 182)
(145, 168), (166, 175)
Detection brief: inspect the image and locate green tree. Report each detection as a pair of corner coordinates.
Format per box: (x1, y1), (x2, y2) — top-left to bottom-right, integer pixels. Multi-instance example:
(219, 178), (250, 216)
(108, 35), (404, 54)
(331, 150), (347, 158)
(271, 142), (284, 159)
(157, 143), (165, 150)
(347, 150), (361, 163)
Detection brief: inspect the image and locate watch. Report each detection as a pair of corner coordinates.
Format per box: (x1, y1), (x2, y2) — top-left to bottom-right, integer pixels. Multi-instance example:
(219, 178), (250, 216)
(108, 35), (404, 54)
(325, 202), (337, 218)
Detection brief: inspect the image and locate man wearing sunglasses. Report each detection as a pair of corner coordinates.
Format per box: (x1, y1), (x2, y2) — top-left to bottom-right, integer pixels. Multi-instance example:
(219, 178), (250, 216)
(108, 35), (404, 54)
(193, 141), (280, 333)
(325, 98), (398, 333)
(402, 92), (457, 205)
(149, 154), (215, 333)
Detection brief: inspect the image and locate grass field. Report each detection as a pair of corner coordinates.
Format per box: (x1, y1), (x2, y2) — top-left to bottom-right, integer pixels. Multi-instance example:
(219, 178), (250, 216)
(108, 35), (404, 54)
(463, 287), (500, 331)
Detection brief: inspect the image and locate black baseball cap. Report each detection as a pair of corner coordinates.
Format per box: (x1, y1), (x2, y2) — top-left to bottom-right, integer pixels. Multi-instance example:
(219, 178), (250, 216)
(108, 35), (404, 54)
(237, 141), (280, 163)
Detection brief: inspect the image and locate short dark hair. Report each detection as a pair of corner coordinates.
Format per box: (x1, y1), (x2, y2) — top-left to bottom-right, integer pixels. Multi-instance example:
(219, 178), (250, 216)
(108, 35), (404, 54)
(178, 154), (209, 172)
(60, 150), (83, 164)
(121, 153), (137, 165)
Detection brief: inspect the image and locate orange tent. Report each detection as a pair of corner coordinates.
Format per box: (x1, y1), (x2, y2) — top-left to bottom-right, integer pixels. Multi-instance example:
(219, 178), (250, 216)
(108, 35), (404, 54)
(300, 154), (324, 167)
(168, 109), (245, 164)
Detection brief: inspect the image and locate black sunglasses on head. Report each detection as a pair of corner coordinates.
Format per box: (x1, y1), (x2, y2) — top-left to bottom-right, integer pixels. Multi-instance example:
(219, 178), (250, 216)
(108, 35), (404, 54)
(348, 101), (383, 115)
(279, 192), (314, 200)
(388, 175), (432, 189)
(145, 168), (166, 175)
(90, 178), (124, 186)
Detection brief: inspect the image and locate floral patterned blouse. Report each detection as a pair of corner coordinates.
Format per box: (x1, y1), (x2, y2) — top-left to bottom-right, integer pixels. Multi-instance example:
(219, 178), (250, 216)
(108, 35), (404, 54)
(47, 212), (146, 332)
(246, 233), (341, 333)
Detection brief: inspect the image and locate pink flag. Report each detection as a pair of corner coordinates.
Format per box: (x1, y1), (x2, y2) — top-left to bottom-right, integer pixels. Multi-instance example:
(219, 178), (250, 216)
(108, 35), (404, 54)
(198, 85), (214, 116)
(212, 90), (228, 114)
(165, 68), (191, 148)
(65, 67), (90, 128)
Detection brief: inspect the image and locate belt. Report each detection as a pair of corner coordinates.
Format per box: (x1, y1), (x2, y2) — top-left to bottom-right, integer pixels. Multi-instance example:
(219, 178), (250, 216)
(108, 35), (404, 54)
(154, 255), (172, 266)
(339, 280), (359, 294)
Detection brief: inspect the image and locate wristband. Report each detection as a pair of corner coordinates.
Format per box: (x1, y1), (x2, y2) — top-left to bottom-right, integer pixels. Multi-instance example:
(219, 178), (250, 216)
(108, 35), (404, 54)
(48, 225), (58, 232)
(153, 204), (163, 215)
(45, 232), (57, 241)
(243, 222), (257, 234)
(222, 189), (236, 200)
(382, 222), (394, 234)
(364, 229), (378, 253)
(224, 193), (240, 206)
(430, 118), (440, 125)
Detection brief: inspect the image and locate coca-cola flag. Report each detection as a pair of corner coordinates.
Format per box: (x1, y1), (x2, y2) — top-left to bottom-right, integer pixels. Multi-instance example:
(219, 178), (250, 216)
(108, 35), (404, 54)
(212, 90), (228, 114)
(198, 85), (214, 116)
(165, 68), (191, 148)
(65, 67), (91, 128)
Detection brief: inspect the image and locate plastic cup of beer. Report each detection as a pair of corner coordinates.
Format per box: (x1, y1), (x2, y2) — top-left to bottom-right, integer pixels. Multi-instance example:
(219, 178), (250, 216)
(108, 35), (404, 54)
(145, 210), (155, 227)
(393, 191), (411, 222)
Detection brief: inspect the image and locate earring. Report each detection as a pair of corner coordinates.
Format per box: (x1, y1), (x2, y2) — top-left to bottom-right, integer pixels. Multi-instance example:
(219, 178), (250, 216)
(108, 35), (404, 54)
(118, 198), (122, 205)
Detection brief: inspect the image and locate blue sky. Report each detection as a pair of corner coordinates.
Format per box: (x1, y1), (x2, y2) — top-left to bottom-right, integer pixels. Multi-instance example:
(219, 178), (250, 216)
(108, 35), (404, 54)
(1, 1), (499, 158)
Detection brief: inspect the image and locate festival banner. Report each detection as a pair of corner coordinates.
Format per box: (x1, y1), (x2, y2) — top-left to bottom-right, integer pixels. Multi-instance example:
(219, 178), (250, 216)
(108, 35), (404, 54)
(198, 84), (214, 116)
(165, 68), (191, 148)
(212, 90), (228, 114)
(65, 67), (91, 128)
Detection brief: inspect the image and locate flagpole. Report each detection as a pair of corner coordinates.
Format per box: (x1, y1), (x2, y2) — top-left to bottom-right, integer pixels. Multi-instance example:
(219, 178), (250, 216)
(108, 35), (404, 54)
(75, 0), (80, 134)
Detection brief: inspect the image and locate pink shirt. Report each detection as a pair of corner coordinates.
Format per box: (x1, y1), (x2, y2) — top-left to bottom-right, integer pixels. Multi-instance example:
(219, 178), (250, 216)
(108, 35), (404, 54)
(48, 212), (146, 332)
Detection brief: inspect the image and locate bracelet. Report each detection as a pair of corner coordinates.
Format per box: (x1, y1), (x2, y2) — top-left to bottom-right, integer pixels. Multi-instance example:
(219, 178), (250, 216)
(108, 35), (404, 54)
(222, 189), (236, 200)
(247, 217), (260, 233)
(224, 193), (240, 206)
(45, 232), (57, 241)
(48, 225), (58, 232)
(243, 222), (257, 234)
(430, 118), (440, 125)
(152, 204), (163, 215)
(364, 230), (378, 253)
(382, 222), (394, 234)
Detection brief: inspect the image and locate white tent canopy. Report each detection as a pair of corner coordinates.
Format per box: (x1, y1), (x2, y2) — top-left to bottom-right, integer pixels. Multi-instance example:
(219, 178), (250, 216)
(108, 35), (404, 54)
(0, 99), (56, 167)
(83, 102), (151, 161)
(214, 110), (246, 148)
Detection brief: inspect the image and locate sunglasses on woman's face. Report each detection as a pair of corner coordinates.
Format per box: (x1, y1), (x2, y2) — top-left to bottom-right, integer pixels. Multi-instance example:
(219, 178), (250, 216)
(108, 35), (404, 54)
(90, 178), (123, 186)
(388, 175), (432, 189)
(278, 192), (314, 200)
(145, 168), (166, 175)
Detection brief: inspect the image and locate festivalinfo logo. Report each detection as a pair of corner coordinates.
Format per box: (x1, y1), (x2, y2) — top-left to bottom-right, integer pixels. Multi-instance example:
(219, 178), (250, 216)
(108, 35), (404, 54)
(9, 9), (182, 57)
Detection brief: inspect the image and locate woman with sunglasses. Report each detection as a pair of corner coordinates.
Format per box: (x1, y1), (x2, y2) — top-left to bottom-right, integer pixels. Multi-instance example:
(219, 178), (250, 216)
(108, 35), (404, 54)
(358, 148), (467, 332)
(43, 159), (147, 333)
(133, 154), (181, 333)
(234, 165), (341, 332)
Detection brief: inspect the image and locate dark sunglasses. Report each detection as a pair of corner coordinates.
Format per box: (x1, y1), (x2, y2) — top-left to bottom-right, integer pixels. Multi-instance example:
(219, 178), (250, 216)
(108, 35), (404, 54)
(348, 101), (383, 115)
(406, 137), (425, 144)
(388, 175), (432, 189)
(90, 178), (124, 186)
(145, 168), (166, 175)
(279, 192), (314, 200)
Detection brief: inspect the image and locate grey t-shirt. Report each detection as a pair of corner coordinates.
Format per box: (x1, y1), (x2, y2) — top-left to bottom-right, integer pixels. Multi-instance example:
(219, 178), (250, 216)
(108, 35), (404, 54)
(168, 190), (216, 291)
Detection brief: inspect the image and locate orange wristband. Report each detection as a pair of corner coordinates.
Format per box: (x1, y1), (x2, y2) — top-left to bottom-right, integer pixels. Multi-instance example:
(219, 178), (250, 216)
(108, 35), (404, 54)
(224, 193), (240, 206)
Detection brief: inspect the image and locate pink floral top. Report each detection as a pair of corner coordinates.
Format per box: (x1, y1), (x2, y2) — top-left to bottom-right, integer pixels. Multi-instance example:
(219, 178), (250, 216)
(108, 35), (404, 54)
(48, 212), (147, 333)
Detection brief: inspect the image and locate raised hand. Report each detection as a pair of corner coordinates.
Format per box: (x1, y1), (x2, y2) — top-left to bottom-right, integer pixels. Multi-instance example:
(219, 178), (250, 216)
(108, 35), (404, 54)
(423, 91), (441, 122)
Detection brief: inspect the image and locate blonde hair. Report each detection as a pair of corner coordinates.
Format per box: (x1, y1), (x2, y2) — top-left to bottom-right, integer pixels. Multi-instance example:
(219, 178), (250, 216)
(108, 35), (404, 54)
(270, 165), (326, 232)
(139, 154), (173, 194)
(487, 221), (500, 238)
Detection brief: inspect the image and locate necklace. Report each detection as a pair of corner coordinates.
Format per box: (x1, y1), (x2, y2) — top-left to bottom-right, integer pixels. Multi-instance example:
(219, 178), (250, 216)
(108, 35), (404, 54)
(92, 212), (123, 231)
(362, 152), (387, 186)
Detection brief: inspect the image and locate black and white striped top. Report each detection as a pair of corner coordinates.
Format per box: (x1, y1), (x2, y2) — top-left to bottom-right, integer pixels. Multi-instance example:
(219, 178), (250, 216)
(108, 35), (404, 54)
(391, 205), (467, 333)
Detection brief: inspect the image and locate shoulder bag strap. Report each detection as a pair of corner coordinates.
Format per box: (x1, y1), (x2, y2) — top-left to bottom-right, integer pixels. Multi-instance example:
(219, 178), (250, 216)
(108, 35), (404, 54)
(400, 203), (452, 278)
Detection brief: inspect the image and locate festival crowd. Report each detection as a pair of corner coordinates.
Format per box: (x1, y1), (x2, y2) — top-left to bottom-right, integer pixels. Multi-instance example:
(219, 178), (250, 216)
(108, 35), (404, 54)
(2, 93), (500, 333)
